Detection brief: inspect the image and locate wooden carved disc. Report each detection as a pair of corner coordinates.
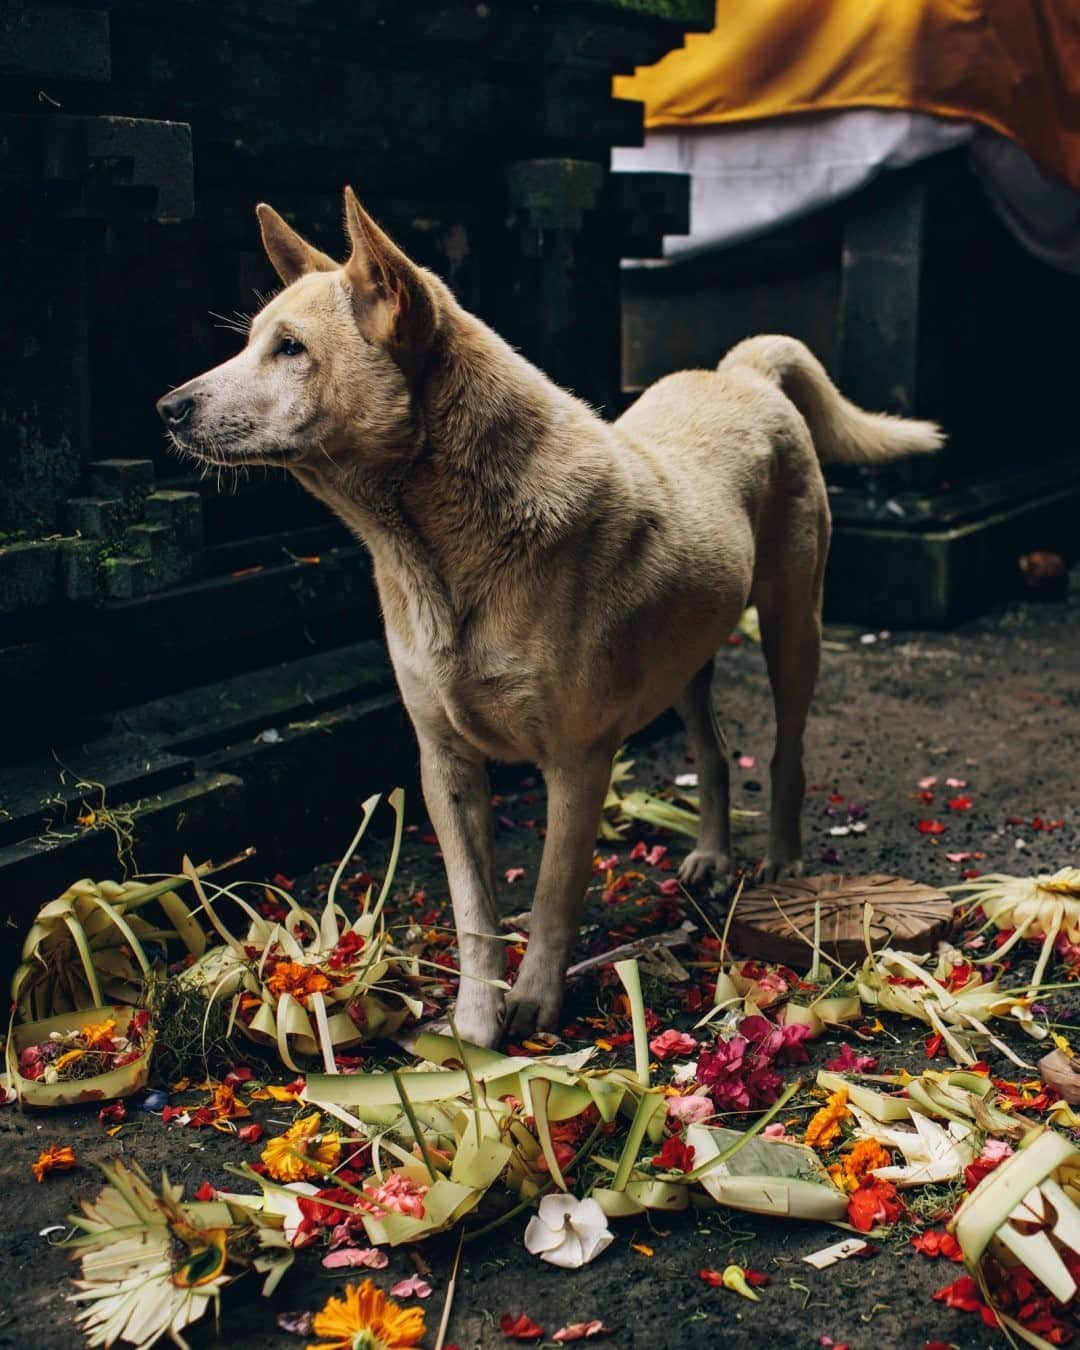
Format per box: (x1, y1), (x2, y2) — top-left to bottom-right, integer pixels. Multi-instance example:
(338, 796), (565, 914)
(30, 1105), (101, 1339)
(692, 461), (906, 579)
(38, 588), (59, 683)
(728, 873), (953, 967)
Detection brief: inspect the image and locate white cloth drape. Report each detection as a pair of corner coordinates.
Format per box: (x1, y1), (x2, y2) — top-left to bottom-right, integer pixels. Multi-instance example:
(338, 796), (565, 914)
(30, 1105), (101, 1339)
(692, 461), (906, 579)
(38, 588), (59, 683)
(613, 110), (1080, 273)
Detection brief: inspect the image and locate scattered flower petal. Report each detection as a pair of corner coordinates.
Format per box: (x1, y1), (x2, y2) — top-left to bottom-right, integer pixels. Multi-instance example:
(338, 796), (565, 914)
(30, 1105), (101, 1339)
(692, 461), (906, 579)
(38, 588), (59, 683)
(322, 1247), (389, 1270)
(390, 1275), (432, 1299)
(500, 1312), (545, 1341)
(553, 1322), (611, 1343)
(31, 1145), (77, 1183)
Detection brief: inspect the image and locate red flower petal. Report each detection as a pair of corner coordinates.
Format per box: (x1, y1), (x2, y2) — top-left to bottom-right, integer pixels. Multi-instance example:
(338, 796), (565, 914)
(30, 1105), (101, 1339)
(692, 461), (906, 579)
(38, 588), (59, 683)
(501, 1313), (545, 1341)
(932, 1275), (983, 1312)
(917, 819), (947, 835)
(651, 1137), (695, 1172)
(910, 1230), (961, 1261)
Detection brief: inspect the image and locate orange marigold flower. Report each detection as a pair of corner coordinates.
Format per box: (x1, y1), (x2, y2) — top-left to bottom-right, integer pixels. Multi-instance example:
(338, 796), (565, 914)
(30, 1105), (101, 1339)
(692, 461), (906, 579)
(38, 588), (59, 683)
(804, 1088), (850, 1151)
(266, 961), (332, 1003)
(31, 1145), (77, 1183)
(827, 1137), (893, 1192)
(209, 1081), (251, 1122)
(261, 1111), (341, 1182)
(306, 1279), (425, 1350)
(79, 1017), (117, 1048)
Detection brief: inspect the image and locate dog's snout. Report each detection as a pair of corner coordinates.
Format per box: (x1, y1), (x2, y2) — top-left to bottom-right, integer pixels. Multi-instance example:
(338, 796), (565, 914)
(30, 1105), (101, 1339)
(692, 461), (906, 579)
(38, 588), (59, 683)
(157, 392), (195, 428)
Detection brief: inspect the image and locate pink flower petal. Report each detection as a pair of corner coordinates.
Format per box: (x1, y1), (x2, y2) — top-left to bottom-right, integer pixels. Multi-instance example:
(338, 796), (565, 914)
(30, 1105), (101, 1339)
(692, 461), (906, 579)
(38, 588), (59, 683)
(321, 1246), (389, 1270)
(665, 1095), (714, 1126)
(390, 1275), (433, 1299)
(553, 1322), (612, 1342)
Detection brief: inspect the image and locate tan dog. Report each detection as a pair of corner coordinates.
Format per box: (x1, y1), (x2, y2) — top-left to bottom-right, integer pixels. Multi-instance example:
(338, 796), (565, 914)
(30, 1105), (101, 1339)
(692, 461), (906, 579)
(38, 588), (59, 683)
(158, 187), (942, 1047)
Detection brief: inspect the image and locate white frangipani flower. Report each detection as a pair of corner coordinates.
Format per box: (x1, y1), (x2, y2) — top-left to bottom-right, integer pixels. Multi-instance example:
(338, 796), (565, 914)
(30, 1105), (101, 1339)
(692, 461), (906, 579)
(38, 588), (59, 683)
(524, 1194), (613, 1269)
(670, 1059), (698, 1086)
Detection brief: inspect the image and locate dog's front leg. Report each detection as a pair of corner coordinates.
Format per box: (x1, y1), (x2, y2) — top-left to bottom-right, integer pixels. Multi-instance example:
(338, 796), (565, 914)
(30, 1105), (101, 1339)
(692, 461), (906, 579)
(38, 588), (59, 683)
(419, 737), (505, 1047)
(504, 750), (612, 1038)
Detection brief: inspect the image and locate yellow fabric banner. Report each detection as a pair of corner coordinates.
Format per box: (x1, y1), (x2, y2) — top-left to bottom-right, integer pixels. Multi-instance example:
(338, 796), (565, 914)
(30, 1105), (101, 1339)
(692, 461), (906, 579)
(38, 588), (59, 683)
(613, 1), (1080, 189)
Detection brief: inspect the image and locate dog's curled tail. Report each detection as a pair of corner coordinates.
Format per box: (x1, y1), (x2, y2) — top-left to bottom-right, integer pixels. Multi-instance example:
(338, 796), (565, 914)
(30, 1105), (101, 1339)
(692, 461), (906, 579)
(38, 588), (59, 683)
(719, 334), (944, 465)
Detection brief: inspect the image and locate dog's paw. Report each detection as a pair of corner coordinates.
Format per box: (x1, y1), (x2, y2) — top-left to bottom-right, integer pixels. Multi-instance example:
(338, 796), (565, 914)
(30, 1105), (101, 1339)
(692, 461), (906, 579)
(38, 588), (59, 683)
(452, 984), (505, 1049)
(502, 992), (563, 1041)
(678, 849), (732, 891)
(502, 971), (563, 1041)
(757, 856), (806, 884)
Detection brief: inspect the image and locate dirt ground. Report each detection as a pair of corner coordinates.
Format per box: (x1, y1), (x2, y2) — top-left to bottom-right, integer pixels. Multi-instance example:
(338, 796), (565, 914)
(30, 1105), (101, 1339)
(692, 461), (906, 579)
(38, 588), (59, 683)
(3, 576), (1079, 1350)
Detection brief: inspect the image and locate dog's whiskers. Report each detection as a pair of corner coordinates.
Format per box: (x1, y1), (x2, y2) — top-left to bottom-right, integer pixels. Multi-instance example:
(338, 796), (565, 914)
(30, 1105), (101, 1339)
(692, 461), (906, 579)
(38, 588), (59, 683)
(207, 309), (252, 337)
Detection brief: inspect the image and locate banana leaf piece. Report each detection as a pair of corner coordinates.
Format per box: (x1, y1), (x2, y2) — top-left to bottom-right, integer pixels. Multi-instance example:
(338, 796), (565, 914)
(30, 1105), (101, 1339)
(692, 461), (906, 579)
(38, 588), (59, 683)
(951, 1129), (1080, 1350)
(685, 1124), (848, 1221)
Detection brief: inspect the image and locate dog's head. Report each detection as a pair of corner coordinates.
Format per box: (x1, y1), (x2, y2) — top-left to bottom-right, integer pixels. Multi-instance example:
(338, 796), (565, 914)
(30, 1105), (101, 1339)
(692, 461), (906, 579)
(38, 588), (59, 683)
(157, 187), (440, 471)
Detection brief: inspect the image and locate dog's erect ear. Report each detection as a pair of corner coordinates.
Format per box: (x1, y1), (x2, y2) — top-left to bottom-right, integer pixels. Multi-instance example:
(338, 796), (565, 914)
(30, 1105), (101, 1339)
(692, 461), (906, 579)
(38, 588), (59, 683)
(256, 203), (338, 285)
(342, 186), (436, 357)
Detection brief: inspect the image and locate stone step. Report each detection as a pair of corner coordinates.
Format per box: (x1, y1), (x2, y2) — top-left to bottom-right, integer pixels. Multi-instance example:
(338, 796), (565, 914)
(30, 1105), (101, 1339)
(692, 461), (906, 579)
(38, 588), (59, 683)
(120, 637), (394, 756)
(0, 542), (379, 751)
(101, 553), (150, 600)
(0, 771), (247, 969)
(66, 496), (127, 539)
(0, 732), (194, 848)
(0, 539), (61, 616)
(86, 458), (155, 502)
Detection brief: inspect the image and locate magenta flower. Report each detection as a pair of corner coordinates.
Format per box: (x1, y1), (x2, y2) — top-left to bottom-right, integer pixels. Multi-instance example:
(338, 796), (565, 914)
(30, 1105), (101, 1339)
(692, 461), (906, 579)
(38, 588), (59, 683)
(696, 1036), (753, 1110)
(775, 1021), (813, 1064)
(824, 1043), (880, 1074)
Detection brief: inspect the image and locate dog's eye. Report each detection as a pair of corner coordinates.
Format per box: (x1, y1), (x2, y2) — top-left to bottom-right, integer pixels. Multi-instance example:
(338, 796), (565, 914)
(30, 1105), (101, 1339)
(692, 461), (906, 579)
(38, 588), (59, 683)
(276, 337), (306, 358)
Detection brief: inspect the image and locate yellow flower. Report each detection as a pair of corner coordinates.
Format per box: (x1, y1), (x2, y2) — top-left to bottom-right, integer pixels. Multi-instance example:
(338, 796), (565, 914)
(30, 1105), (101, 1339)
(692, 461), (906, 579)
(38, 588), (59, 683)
(306, 1280), (425, 1350)
(54, 1048), (86, 1072)
(80, 1017), (117, 1048)
(804, 1088), (850, 1151)
(261, 1111), (341, 1182)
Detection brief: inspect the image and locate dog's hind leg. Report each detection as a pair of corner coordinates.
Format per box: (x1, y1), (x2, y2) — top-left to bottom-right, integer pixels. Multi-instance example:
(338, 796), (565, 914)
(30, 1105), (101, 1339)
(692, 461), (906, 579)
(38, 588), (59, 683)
(503, 748), (612, 1038)
(676, 658), (732, 890)
(752, 530), (827, 882)
(419, 737), (506, 1047)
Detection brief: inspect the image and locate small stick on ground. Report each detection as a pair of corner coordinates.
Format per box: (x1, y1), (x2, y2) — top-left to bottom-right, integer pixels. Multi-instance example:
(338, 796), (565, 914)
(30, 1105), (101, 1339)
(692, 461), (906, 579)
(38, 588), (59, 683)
(434, 1228), (464, 1350)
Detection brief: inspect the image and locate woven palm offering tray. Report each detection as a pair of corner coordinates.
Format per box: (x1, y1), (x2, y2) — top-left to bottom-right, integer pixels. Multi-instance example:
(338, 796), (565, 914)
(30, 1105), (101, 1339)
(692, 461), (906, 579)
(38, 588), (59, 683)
(728, 873), (953, 965)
